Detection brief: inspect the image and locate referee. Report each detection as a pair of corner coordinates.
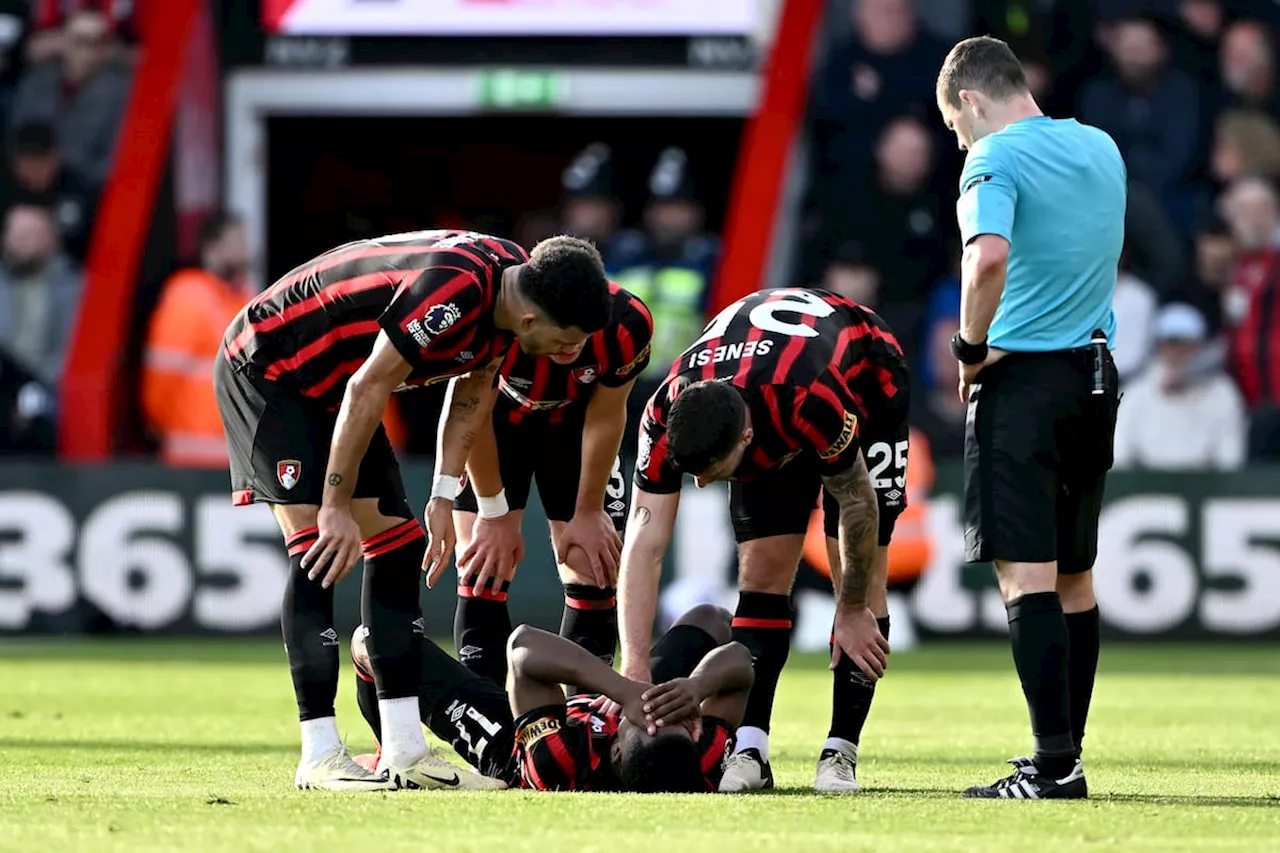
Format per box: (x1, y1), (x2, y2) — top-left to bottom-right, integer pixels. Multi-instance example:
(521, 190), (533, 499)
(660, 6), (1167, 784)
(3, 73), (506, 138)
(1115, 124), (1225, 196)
(936, 37), (1125, 800)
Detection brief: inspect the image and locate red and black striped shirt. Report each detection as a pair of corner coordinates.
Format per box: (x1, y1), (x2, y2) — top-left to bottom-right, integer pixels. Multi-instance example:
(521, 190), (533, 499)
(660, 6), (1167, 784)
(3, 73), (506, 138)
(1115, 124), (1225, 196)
(1229, 248), (1280, 406)
(635, 288), (907, 493)
(221, 230), (527, 409)
(494, 283), (653, 425)
(514, 697), (732, 792)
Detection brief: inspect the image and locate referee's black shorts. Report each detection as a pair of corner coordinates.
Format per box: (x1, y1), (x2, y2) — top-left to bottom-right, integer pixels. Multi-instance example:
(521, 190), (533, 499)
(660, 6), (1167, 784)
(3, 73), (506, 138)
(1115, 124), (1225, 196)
(963, 349), (1119, 574)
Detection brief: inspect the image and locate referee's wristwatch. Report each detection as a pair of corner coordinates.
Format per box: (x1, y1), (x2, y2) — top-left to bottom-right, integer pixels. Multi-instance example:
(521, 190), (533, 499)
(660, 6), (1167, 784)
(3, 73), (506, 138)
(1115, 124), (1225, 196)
(950, 332), (989, 365)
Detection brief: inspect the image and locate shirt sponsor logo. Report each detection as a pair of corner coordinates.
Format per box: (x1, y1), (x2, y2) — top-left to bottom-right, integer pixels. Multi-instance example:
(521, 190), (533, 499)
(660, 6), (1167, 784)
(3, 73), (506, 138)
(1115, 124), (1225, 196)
(517, 716), (561, 748)
(818, 411), (859, 460)
(616, 343), (651, 378)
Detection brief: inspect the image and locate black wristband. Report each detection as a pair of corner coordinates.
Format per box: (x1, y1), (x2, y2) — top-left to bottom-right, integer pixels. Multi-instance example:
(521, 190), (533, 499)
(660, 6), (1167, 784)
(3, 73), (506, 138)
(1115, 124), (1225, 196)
(950, 332), (989, 365)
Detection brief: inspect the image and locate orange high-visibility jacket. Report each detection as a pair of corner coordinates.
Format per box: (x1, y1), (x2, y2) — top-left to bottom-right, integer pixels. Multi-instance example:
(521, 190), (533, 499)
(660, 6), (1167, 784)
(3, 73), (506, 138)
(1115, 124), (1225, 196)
(804, 427), (936, 586)
(141, 269), (247, 467)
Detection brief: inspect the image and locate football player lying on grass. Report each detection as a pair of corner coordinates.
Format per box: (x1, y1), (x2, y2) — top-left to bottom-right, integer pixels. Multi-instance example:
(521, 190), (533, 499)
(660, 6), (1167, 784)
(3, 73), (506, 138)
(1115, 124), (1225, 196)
(350, 604), (753, 791)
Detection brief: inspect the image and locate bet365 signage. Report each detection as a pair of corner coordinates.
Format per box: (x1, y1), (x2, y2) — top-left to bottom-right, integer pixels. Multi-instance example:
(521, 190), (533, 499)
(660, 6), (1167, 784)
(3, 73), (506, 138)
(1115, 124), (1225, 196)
(913, 472), (1280, 639)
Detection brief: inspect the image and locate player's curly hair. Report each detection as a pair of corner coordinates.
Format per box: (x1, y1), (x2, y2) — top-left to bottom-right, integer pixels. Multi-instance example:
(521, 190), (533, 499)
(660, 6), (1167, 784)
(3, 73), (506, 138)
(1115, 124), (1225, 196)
(616, 728), (705, 794)
(667, 380), (747, 475)
(518, 235), (611, 333)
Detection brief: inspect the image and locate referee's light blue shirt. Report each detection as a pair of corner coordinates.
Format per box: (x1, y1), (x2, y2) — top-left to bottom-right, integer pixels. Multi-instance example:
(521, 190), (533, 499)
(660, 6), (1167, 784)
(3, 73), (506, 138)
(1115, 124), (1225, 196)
(956, 116), (1126, 352)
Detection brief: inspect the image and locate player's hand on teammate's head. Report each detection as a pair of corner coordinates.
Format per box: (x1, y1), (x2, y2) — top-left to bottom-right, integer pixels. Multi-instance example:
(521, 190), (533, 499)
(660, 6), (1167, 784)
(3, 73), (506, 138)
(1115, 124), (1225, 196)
(641, 678), (702, 729)
(458, 512), (525, 593)
(423, 497), (459, 587)
(619, 683), (658, 736)
(555, 509), (622, 587)
(304, 505), (363, 589)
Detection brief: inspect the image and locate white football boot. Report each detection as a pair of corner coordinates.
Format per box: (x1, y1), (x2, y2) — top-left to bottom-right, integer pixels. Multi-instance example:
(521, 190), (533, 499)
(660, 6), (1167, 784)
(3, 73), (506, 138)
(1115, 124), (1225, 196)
(718, 748), (775, 792)
(813, 745), (862, 793)
(295, 743), (396, 791)
(384, 747), (508, 791)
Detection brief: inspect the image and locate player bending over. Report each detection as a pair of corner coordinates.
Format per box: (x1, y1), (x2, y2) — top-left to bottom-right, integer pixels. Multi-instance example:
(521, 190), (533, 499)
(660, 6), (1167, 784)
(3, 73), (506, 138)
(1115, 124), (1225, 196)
(350, 604), (753, 792)
(451, 282), (653, 694)
(619, 287), (910, 793)
(214, 230), (610, 791)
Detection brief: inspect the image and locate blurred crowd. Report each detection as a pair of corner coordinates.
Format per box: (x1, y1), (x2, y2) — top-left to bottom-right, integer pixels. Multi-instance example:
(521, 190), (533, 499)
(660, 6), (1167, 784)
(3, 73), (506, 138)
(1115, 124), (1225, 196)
(0, 1), (137, 452)
(4, 0), (1280, 477)
(802, 0), (1280, 470)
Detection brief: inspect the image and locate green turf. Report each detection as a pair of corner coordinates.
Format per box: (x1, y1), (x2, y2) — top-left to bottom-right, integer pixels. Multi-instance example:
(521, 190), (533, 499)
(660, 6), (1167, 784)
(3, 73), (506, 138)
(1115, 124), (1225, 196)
(2, 640), (1278, 852)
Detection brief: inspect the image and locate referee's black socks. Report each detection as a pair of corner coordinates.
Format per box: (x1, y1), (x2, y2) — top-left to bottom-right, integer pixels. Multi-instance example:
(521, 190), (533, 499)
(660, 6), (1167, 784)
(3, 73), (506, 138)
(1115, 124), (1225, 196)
(454, 579), (513, 687)
(560, 583), (618, 695)
(732, 592), (795, 737)
(282, 526), (338, 722)
(1065, 605), (1101, 754)
(828, 616), (890, 748)
(1006, 592), (1077, 776)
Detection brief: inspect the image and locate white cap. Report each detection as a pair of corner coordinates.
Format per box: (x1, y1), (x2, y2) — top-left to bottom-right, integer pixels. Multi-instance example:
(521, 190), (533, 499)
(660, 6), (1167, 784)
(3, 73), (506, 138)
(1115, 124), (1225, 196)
(1154, 303), (1207, 342)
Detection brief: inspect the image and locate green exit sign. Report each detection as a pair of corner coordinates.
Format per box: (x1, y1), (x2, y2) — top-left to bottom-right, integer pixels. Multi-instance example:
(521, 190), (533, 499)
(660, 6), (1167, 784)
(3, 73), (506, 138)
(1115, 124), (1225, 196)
(477, 70), (567, 109)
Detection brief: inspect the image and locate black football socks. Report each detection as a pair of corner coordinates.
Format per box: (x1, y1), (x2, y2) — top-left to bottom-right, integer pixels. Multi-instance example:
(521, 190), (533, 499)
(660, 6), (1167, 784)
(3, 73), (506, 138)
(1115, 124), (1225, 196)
(360, 520), (428, 701)
(1007, 592), (1077, 777)
(454, 578), (513, 687)
(732, 592), (795, 736)
(1065, 605), (1101, 754)
(282, 527), (338, 722)
(560, 583), (618, 694)
(828, 616), (891, 746)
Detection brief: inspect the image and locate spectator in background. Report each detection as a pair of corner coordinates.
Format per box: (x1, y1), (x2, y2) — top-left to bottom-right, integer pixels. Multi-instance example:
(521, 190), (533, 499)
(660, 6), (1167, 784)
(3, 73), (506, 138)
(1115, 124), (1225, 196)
(0, 1), (29, 123)
(1171, 0), (1225, 85)
(141, 212), (254, 467)
(1113, 251), (1158, 384)
(810, 0), (948, 196)
(1113, 303), (1245, 471)
(1177, 212), (1235, 330)
(1219, 175), (1280, 460)
(814, 113), (948, 355)
(26, 0), (143, 62)
(0, 204), (82, 393)
(607, 147), (719, 453)
(0, 122), (95, 262)
(1209, 110), (1280, 188)
(1079, 12), (1204, 235)
(1219, 19), (1280, 116)
(559, 142), (621, 248)
(9, 9), (131, 191)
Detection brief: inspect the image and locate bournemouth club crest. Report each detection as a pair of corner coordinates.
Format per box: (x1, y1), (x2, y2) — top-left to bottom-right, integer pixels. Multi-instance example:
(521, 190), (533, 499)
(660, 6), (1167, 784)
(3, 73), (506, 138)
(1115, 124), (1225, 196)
(277, 460), (301, 490)
(573, 365), (598, 384)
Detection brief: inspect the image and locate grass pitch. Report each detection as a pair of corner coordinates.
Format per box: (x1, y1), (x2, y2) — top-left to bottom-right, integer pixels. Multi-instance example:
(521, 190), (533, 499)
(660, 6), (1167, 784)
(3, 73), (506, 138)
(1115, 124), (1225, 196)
(1, 640), (1278, 853)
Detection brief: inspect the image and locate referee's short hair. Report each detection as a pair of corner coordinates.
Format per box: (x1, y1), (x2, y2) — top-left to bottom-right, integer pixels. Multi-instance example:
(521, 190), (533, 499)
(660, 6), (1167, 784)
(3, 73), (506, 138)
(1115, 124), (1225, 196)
(937, 36), (1028, 108)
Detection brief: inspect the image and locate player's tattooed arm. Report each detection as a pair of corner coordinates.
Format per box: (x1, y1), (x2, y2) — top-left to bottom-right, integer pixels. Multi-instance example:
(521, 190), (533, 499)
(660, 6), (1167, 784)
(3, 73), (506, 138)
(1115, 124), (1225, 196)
(821, 450), (880, 607)
(436, 359), (503, 482)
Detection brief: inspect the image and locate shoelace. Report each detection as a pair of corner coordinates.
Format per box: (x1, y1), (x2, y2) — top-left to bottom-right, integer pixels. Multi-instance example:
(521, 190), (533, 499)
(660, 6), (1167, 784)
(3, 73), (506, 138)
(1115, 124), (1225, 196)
(828, 753), (857, 781)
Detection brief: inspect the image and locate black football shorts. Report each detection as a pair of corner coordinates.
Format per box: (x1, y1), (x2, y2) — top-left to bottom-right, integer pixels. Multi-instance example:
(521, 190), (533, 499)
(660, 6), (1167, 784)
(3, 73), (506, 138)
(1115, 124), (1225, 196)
(455, 406), (627, 530)
(962, 349), (1118, 574)
(213, 356), (412, 518)
(729, 386), (910, 546)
